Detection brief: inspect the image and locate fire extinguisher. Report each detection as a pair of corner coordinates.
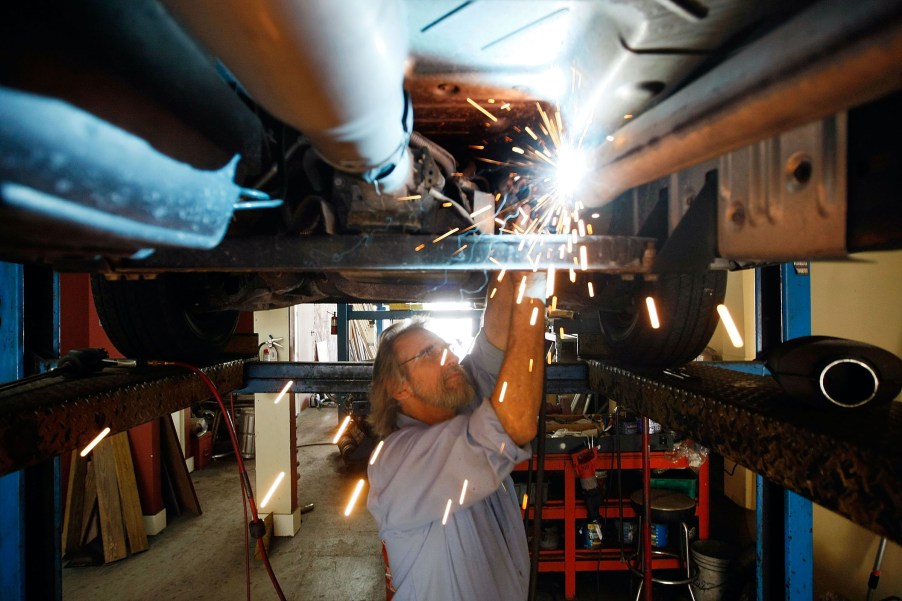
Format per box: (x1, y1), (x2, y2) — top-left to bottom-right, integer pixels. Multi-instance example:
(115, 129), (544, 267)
(331, 313), (338, 336)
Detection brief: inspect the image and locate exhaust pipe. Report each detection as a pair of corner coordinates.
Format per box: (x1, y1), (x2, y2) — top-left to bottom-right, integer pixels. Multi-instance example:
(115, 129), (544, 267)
(161, 0), (412, 193)
(765, 336), (902, 409)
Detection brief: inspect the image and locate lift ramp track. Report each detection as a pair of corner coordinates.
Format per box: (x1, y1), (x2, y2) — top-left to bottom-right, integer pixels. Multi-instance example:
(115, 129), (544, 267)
(588, 360), (902, 545)
(0, 360), (244, 477)
(2, 358), (898, 544)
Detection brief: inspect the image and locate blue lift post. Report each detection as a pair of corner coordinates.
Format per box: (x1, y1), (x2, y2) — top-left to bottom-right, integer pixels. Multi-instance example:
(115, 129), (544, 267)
(0, 263), (62, 601)
(756, 262), (814, 600)
(0, 262), (26, 601)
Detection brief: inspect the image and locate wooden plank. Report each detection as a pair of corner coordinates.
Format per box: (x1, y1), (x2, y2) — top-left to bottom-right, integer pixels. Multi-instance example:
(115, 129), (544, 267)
(93, 438), (127, 563)
(62, 450), (87, 556)
(110, 432), (148, 553)
(159, 416), (202, 515)
(81, 461), (98, 547)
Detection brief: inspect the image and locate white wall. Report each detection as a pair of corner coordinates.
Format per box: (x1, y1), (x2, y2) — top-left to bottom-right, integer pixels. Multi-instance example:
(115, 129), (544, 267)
(810, 250), (902, 599)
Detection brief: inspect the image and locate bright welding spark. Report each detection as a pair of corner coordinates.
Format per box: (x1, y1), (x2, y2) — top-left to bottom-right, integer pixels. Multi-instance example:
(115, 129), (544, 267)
(440, 348), (448, 366)
(433, 227), (459, 243)
(80, 427), (111, 457)
(369, 440), (385, 465)
(580, 246), (588, 271)
(441, 498), (453, 525)
(442, 201), (453, 208)
(522, 493), (529, 511)
(490, 287), (497, 299)
(471, 205), (492, 218)
(587, 224), (594, 235)
(396, 194), (422, 201)
(260, 471), (285, 508)
(559, 327), (566, 338)
(500, 442), (506, 454)
(274, 380), (293, 404)
(452, 244), (468, 256)
(578, 220), (586, 237)
(530, 306), (539, 326)
(717, 304), (744, 348)
(525, 126), (539, 140)
(588, 282), (595, 297)
(415, 243), (425, 252)
(546, 267), (555, 298)
(551, 296), (558, 311)
(529, 358), (534, 373)
(497, 269), (506, 282)
(516, 275), (527, 304)
(569, 268), (576, 283)
(469, 144), (485, 150)
(333, 415), (352, 444)
(546, 350), (553, 364)
(646, 297), (661, 329)
(466, 97), (498, 122)
(344, 478), (366, 517)
(512, 147), (525, 154)
(606, 135), (615, 142)
(499, 381), (508, 403)
(459, 480), (469, 505)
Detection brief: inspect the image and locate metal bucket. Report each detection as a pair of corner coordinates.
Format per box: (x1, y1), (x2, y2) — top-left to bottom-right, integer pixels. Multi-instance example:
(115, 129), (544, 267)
(690, 540), (735, 601)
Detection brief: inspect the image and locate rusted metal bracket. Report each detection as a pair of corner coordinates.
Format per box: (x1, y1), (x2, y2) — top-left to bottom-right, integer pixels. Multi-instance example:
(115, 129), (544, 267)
(588, 360), (902, 545)
(0, 360), (244, 477)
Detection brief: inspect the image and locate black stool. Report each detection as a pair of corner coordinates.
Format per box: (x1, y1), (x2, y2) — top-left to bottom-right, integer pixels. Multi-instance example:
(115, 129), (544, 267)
(629, 488), (697, 601)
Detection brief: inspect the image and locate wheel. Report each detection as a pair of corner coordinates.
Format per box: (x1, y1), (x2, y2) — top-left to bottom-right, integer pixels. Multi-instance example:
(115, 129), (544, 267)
(90, 274), (239, 362)
(596, 271), (727, 367)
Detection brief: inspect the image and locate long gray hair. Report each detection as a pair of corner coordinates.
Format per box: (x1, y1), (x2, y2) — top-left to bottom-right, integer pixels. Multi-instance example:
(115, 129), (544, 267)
(368, 320), (428, 438)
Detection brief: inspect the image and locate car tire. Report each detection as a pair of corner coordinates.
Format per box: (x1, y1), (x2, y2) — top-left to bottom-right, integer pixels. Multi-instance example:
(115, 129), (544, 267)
(90, 274), (239, 362)
(596, 270), (727, 367)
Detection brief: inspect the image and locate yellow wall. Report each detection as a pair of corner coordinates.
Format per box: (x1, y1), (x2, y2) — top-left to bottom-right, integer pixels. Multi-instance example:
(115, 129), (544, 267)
(810, 250), (902, 599)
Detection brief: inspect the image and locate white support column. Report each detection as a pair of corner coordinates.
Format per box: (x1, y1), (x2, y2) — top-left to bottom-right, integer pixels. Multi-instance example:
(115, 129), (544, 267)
(254, 308), (300, 536)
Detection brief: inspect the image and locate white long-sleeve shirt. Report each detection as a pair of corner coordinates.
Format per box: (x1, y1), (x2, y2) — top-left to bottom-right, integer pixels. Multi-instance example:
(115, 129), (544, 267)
(367, 330), (532, 601)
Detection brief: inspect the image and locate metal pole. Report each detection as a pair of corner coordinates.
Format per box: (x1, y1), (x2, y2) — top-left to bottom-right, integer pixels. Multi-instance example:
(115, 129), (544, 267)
(642, 416), (653, 600)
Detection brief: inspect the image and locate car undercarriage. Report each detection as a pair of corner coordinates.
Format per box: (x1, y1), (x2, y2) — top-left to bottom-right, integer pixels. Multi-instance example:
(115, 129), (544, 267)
(0, 0), (900, 364)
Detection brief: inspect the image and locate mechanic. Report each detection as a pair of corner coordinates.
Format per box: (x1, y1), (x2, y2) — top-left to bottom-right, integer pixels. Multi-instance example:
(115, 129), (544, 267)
(367, 270), (547, 601)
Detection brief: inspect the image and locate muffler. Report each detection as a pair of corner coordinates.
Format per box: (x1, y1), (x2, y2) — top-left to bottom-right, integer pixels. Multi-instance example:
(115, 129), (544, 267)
(764, 335), (902, 409)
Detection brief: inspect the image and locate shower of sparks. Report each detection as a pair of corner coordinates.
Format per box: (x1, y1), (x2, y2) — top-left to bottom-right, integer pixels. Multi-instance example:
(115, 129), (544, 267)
(459, 480), (469, 505)
(499, 381), (509, 403)
(80, 427), (111, 457)
(579, 246), (588, 271)
(369, 440), (385, 465)
(530, 306), (540, 326)
(414, 243), (425, 252)
(516, 276), (527, 304)
(333, 415), (352, 444)
(588, 282), (595, 297)
(260, 471), (285, 508)
(441, 498), (454, 525)
(466, 97), (498, 122)
(646, 297), (661, 329)
(344, 479), (366, 517)
(497, 269), (506, 282)
(546, 267), (556, 298)
(274, 380), (293, 404)
(490, 287), (498, 299)
(717, 304), (744, 348)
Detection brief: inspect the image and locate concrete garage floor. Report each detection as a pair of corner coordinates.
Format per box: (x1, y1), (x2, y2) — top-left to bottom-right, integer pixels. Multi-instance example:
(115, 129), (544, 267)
(63, 406), (652, 601)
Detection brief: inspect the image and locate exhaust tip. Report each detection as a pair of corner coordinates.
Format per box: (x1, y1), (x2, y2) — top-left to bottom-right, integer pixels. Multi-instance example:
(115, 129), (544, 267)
(819, 358), (878, 408)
